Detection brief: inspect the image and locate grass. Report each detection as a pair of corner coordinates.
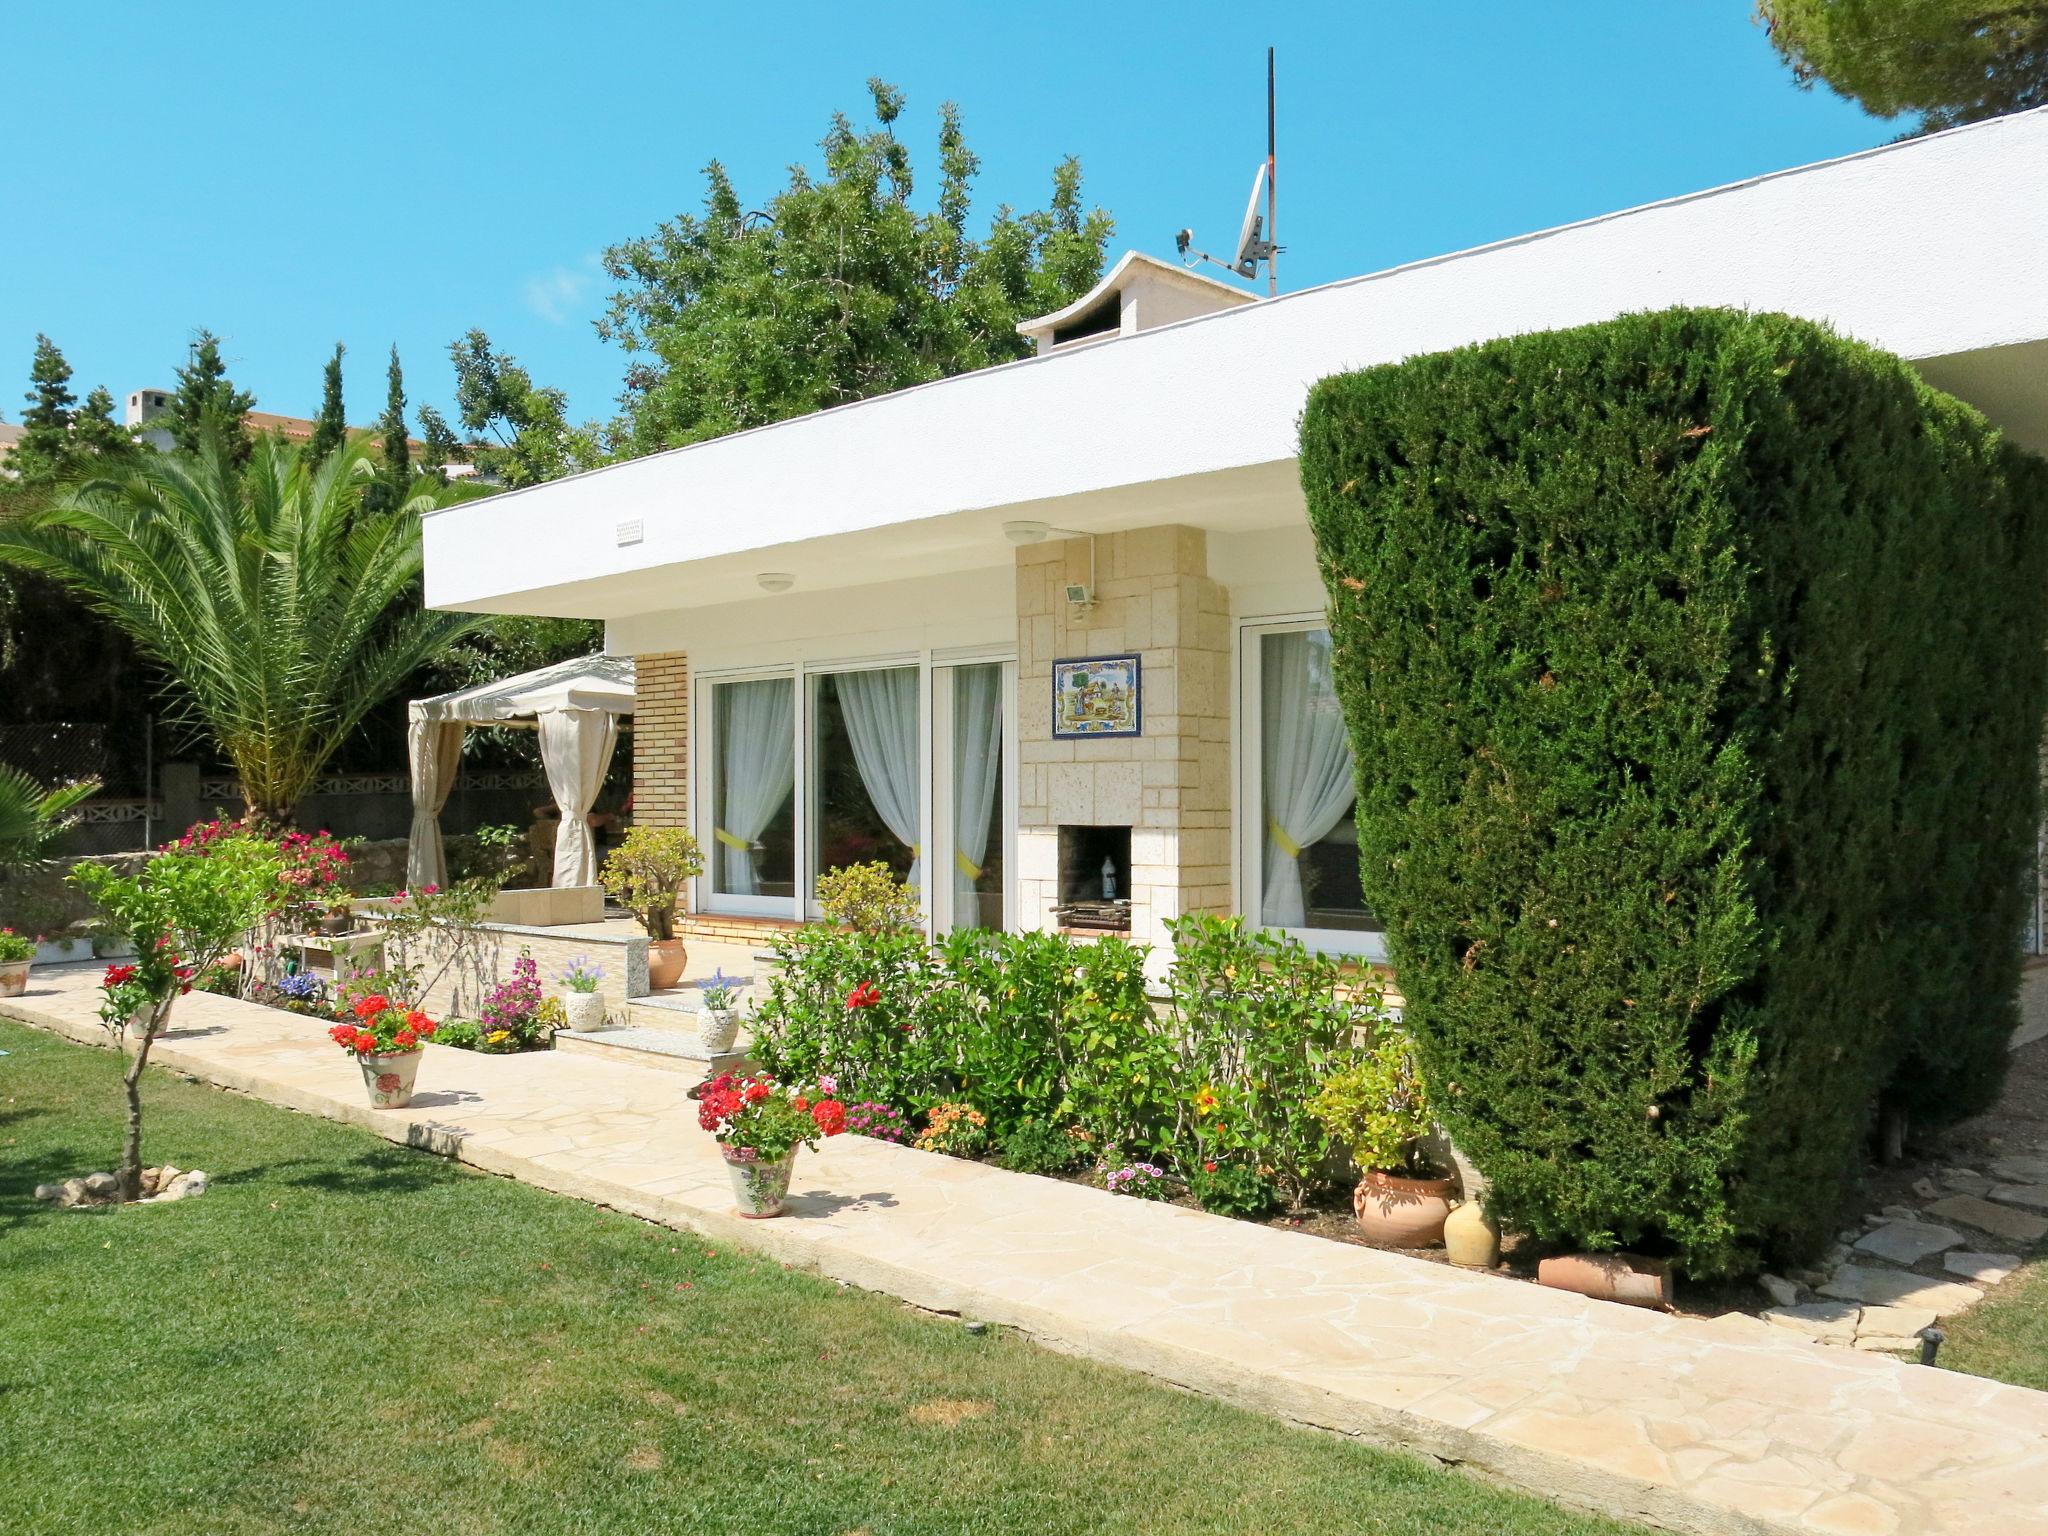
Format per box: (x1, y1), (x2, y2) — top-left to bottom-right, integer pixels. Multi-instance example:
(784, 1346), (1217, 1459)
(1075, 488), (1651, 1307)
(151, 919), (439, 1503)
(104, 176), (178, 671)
(0, 1020), (1640, 1536)
(1937, 1255), (2048, 1391)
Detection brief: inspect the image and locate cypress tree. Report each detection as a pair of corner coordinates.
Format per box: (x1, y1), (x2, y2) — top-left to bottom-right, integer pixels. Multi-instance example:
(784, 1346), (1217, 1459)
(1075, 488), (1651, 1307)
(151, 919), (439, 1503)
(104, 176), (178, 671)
(1299, 308), (2048, 1275)
(364, 345), (410, 515)
(165, 330), (255, 465)
(306, 343), (347, 467)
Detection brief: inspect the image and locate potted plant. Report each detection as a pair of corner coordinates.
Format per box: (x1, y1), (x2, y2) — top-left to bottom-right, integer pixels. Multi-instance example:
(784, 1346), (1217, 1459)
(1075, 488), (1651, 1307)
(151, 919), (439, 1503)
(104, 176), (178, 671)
(1307, 1032), (1458, 1247)
(559, 955), (607, 1032)
(0, 926), (37, 997)
(328, 992), (437, 1108)
(599, 826), (703, 990)
(695, 1071), (846, 1218)
(697, 968), (744, 1054)
(316, 898), (355, 937)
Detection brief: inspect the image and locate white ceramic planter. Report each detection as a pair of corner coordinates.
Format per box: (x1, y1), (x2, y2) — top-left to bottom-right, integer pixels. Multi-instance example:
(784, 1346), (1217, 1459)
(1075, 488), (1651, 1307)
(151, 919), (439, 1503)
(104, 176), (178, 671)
(697, 1005), (740, 1055)
(359, 1050), (422, 1109)
(563, 991), (608, 1033)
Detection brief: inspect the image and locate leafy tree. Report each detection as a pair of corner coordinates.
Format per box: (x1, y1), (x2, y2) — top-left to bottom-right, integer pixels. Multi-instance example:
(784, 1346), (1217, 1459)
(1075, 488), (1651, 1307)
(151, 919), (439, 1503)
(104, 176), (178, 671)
(11, 335), (77, 484)
(449, 329), (601, 488)
(0, 436), (485, 824)
(0, 766), (98, 872)
(416, 403), (463, 482)
(364, 345), (411, 516)
(1761, 0), (2048, 132)
(598, 78), (1112, 454)
(307, 343), (347, 467)
(163, 330), (256, 464)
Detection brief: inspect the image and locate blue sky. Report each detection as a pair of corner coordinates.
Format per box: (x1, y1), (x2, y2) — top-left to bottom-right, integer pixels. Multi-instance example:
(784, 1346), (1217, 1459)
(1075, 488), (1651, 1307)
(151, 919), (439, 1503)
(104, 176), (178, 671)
(0, 3), (1893, 432)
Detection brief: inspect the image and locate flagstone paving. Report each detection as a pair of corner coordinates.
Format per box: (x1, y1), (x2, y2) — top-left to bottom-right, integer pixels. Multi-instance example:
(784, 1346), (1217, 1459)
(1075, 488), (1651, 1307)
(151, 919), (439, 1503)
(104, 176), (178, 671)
(10, 966), (2048, 1536)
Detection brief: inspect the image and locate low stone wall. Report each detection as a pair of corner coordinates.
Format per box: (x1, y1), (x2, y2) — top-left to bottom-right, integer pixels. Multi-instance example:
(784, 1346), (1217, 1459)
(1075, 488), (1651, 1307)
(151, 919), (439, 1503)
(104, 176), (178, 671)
(326, 913), (647, 1028)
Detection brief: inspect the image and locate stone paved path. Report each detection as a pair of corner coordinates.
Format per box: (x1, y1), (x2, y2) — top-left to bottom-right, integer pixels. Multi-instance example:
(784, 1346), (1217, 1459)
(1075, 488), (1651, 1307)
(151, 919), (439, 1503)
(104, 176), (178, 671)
(9, 967), (2048, 1536)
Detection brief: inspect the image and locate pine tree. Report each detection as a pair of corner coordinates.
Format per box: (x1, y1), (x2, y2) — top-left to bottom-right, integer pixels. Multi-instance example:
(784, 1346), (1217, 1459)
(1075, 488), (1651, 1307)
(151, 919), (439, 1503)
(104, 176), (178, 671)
(12, 335), (78, 484)
(416, 404), (462, 484)
(363, 345), (410, 515)
(69, 387), (139, 467)
(306, 343), (347, 467)
(165, 330), (255, 465)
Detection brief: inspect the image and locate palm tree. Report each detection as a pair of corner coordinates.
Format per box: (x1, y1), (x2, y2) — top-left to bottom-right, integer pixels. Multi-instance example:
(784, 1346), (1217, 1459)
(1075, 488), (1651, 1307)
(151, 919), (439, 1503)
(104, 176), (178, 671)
(0, 435), (483, 825)
(0, 767), (98, 872)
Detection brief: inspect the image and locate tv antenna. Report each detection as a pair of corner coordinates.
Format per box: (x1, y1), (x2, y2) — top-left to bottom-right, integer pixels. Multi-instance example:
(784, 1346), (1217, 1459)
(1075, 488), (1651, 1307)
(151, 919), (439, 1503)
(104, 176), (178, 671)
(1175, 47), (1280, 296)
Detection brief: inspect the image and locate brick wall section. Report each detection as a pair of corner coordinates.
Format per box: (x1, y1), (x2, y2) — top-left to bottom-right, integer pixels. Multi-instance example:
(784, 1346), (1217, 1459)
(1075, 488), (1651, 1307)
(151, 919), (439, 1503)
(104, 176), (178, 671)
(1016, 526), (1234, 971)
(633, 652), (689, 829)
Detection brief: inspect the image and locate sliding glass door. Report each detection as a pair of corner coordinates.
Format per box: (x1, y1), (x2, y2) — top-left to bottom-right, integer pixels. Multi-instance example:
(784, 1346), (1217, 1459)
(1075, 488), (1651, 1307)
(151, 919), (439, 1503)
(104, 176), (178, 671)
(809, 666), (922, 894)
(708, 676), (795, 911)
(940, 661), (1007, 932)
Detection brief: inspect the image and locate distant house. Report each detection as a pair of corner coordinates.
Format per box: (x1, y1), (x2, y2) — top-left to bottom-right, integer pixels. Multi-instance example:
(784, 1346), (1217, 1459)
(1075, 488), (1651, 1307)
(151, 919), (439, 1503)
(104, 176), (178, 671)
(124, 389), (472, 475)
(419, 109), (2048, 963)
(0, 421), (22, 468)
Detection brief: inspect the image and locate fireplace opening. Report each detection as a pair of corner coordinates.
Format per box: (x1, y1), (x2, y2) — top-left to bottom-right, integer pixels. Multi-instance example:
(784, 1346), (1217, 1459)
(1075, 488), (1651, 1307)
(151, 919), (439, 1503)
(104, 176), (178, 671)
(1055, 824), (1132, 934)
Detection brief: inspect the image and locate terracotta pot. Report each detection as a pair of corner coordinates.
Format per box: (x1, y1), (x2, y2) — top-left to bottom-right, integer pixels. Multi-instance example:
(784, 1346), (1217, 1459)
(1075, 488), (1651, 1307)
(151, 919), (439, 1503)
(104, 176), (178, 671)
(1353, 1168), (1457, 1247)
(359, 1049), (422, 1110)
(1536, 1252), (1673, 1310)
(1443, 1199), (1501, 1269)
(647, 938), (689, 991)
(722, 1144), (796, 1218)
(698, 1005), (741, 1055)
(563, 991), (608, 1032)
(0, 959), (29, 998)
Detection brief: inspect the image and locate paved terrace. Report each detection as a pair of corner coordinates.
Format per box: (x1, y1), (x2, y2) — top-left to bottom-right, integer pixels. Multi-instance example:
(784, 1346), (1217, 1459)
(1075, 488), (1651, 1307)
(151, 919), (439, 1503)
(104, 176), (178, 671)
(9, 965), (2048, 1536)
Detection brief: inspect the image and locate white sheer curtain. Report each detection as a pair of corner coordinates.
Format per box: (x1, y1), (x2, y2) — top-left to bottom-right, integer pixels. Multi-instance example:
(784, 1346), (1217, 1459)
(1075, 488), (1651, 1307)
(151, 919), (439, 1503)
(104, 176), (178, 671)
(951, 665), (1003, 929)
(1261, 630), (1357, 928)
(715, 678), (795, 895)
(539, 708), (619, 888)
(404, 718), (465, 891)
(835, 667), (922, 892)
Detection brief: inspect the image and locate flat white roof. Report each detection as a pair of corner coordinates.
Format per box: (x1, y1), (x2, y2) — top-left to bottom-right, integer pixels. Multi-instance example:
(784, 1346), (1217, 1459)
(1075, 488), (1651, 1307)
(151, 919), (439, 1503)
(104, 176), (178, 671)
(426, 107), (2048, 619)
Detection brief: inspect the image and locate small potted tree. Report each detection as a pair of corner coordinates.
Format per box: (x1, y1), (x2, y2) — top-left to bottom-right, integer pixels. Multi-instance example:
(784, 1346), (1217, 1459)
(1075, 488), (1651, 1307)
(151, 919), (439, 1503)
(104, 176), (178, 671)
(599, 827), (703, 990)
(328, 992), (438, 1108)
(695, 1070), (847, 1217)
(1308, 1031), (1458, 1247)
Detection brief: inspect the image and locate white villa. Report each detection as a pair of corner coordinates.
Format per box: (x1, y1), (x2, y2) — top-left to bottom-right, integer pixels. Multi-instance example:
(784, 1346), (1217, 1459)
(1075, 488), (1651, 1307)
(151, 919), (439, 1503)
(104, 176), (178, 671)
(423, 108), (2048, 972)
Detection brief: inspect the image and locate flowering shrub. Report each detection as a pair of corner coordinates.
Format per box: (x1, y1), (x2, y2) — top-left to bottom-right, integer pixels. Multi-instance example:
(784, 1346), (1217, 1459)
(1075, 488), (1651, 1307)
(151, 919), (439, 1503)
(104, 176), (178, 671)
(913, 1103), (988, 1158)
(475, 951), (555, 1051)
(1104, 1162), (1170, 1199)
(0, 927), (37, 964)
(559, 956), (603, 994)
(695, 1072), (848, 1161)
(327, 992), (437, 1056)
(843, 1100), (908, 1143)
(1185, 1157), (1278, 1217)
(259, 970), (330, 1017)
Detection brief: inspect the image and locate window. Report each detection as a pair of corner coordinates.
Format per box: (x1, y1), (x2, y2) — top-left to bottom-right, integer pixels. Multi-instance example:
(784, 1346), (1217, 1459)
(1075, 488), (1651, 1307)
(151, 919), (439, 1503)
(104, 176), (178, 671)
(809, 667), (921, 895)
(709, 676), (795, 904)
(1242, 623), (1378, 949)
(944, 662), (1006, 931)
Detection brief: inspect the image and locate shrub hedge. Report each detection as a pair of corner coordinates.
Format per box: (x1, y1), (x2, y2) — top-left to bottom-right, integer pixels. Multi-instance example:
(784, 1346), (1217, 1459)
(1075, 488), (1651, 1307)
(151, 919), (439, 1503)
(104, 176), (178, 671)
(1298, 307), (2048, 1275)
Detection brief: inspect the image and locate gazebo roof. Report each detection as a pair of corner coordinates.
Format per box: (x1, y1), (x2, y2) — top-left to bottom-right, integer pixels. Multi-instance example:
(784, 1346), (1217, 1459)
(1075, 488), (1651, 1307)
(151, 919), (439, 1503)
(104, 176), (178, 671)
(408, 653), (635, 724)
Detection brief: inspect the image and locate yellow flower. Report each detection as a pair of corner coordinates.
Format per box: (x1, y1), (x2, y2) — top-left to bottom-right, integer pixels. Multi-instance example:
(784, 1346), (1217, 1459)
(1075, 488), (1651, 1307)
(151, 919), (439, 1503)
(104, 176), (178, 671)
(1193, 1086), (1220, 1117)
(487, 1029), (511, 1043)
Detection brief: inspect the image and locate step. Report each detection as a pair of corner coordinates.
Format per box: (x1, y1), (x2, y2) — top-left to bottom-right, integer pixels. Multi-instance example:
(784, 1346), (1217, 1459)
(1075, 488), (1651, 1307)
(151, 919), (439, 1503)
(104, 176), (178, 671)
(553, 1025), (749, 1078)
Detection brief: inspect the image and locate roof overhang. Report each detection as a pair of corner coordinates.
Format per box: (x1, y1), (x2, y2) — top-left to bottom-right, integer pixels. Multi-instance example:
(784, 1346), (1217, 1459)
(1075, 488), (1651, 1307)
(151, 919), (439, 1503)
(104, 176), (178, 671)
(425, 107), (2048, 620)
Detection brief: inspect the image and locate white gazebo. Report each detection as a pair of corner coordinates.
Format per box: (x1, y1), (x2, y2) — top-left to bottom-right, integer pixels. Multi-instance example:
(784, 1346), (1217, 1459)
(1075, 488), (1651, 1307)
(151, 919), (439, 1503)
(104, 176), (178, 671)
(406, 654), (635, 890)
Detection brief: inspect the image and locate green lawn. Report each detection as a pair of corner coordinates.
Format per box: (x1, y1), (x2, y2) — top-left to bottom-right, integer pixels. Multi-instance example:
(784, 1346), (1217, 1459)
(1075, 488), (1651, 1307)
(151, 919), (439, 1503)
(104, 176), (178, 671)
(0, 1020), (1637, 1536)
(1938, 1255), (2048, 1391)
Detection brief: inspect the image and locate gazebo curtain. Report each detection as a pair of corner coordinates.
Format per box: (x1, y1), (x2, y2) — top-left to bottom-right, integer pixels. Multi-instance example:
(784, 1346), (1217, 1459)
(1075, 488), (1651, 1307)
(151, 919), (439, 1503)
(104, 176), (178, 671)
(1260, 630), (1357, 928)
(540, 708), (619, 888)
(837, 666), (922, 892)
(715, 678), (794, 896)
(951, 664), (1003, 928)
(405, 719), (466, 891)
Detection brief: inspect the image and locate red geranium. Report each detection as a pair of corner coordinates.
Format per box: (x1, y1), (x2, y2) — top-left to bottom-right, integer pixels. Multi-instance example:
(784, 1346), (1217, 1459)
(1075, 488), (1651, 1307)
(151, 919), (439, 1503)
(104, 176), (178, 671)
(102, 964), (138, 988)
(846, 982), (880, 1010)
(811, 1100), (846, 1137)
(695, 1070), (846, 1160)
(331, 996), (433, 1057)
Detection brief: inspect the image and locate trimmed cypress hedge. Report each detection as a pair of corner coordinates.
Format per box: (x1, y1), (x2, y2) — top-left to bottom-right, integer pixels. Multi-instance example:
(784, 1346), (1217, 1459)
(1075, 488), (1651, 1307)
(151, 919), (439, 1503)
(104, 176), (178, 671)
(1298, 308), (2048, 1275)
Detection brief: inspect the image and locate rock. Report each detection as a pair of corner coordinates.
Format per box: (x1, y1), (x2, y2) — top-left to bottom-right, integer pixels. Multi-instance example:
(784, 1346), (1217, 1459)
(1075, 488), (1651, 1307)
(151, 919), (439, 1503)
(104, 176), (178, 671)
(33, 1183), (61, 1202)
(1760, 1301), (1861, 1344)
(60, 1177), (87, 1204)
(83, 1171), (118, 1196)
(1911, 1177), (1940, 1201)
(1940, 1173), (1994, 1197)
(1787, 1267), (1830, 1289)
(1945, 1250), (2022, 1286)
(184, 1170), (208, 1196)
(1853, 1334), (1922, 1353)
(1923, 1193), (2048, 1246)
(1943, 1167), (1982, 1181)
(1819, 1265), (1985, 1316)
(1879, 1204), (1918, 1221)
(1857, 1304), (1937, 1339)
(1987, 1183), (2048, 1213)
(1852, 1219), (1965, 1266)
(1759, 1273), (1807, 1308)
(1989, 1155), (2048, 1184)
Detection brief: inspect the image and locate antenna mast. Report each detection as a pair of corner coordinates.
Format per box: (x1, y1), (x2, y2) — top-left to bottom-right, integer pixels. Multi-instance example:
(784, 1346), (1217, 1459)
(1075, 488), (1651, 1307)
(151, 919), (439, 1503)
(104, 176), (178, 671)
(1266, 46), (1277, 298)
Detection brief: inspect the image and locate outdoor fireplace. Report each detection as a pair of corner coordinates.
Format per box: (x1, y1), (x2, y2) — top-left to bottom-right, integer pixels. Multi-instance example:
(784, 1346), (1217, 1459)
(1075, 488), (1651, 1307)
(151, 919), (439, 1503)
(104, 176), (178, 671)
(1054, 824), (1132, 934)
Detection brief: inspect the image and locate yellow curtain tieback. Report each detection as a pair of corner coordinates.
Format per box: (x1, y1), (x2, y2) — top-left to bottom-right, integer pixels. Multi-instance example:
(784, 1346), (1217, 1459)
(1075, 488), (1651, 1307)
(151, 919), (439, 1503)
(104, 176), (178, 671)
(713, 828), (751, 852)
(955, 850), (983, 880)
(1267, 818), (1303, 859)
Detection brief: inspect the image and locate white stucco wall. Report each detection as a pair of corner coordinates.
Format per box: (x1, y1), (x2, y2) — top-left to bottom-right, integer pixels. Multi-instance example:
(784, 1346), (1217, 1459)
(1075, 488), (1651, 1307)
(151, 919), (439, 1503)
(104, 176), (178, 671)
(427, 106), (2048, 620)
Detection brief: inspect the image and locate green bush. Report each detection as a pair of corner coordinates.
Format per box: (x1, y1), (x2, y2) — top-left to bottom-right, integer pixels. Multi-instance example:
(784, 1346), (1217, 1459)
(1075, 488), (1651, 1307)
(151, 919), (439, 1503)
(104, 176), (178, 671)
(995, 1116), (1090, 1176)
(1298, 306), (2048, 1274)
